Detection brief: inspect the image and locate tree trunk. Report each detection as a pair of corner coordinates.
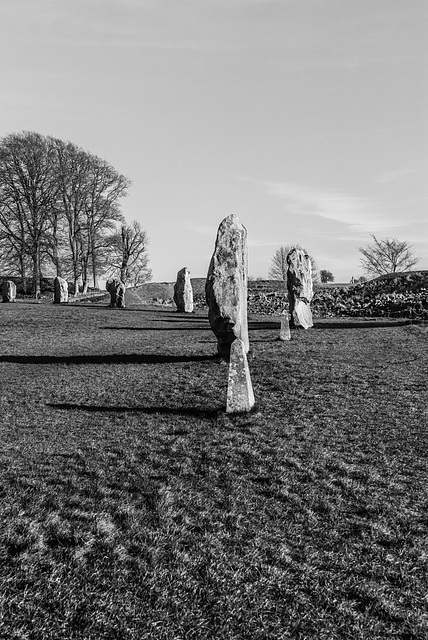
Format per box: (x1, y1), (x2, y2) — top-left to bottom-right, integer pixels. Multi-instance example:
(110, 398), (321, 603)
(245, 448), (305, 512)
(19, 255), (28, 294)
(32, 246), (41, 298)
(81, 256), (89, 294)
(73, 278), (80, 296)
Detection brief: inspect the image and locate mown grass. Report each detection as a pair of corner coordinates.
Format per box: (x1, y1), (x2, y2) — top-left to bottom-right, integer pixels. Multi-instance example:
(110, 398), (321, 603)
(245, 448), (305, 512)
(0, 297), (427, 639)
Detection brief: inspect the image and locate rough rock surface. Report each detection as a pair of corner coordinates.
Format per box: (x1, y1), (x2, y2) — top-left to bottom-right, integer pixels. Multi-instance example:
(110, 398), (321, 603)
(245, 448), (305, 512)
(174, 267), (194, 312)
(106, 278), (126, 308)
(53, 276), (69, 304)
(287, 248), (314, 329)
(205, 214), (250, 359)
(2, 280), (16, 303)
(279, 313), (291, 341)
(226, 339), (255, 413)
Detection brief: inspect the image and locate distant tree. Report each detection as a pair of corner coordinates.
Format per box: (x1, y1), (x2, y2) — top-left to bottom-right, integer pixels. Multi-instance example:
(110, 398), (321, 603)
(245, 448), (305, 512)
(51, 137), (128, 293)
(269, 245), (319, 282)
(0, 132), (59, 296)
(359, 235), (419, 276)
(320, 269), (334, 283)
(105, 221), (152, 286)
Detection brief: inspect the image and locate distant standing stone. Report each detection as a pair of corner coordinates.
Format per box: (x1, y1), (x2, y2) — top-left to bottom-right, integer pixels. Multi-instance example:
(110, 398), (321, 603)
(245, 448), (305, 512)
(287, 248), (314, 329)
(106, 278), (126, 308)
(226, 339), (255, 413)
(53, 276), (69, 304)
(205, 214), (250, 360)
(174, 267), (194, 312)
(279, 313), (291, 341)
(2, 280), (16, 303)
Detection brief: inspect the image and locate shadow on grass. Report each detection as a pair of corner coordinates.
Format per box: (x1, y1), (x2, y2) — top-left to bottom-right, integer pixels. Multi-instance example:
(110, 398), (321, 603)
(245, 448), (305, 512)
(0, 354), (218, 365)
(102, 326), (210, 332)
(313, 320), (414, 329)
(248, 319), (414, 331)
(46, 402), (223, 417)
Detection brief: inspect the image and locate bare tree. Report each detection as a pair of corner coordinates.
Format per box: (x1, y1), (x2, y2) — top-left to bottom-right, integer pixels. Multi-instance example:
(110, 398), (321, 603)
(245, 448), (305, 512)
(79, 155), (128, 292)
(269, 245), (319, 282)
(0, 132), (132, 294)
(105, 221), (152, 286)
(51, 138), (128, 293)
(359, 235), (419, 276)
(0, 132), (58, 296)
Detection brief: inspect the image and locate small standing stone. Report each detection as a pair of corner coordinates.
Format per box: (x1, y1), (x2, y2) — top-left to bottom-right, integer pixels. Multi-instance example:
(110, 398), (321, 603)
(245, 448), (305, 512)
(205, 214), (250, 360)
(174, 267), (194, 312)
(226, 339), (255, 413)
(2, 280), (16, 303)
(53, 276), (69, 304)
(279, 313), (291, 341)
(106, 278), (126, 308)
(287, 247), (314, 329)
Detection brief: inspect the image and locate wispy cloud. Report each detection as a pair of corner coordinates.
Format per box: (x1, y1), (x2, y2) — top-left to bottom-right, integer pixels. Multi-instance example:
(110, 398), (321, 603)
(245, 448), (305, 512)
(375, 167), (425, 183)
(261, 181), (405, 233)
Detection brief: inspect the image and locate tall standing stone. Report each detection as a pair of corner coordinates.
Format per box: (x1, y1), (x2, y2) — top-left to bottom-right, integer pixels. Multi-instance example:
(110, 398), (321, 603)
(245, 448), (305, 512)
(174, 267), (194, 313)
(287, 248), (313, 329)
(226, 339), (255, 413)
(53, 276), (69, 304)
(205, 214), (250, 360)
(106, 278), (126, 308)
(2, 280), (16, 303)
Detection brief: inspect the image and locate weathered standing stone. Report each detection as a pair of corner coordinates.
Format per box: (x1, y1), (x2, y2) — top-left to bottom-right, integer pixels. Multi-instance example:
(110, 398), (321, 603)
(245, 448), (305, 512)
(287, 248), (314, 329)
(174, 267), (194, 312)
(106, 278), (126, 308)
(2, 280), (16, 303)
(205, 214), (250, 360)
(279, 313), (291, 341)
(226, 339), (255, 413)
(53, 276), (69, 304)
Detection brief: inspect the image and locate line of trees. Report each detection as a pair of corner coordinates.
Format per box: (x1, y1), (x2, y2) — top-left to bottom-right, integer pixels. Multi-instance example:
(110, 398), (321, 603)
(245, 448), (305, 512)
(0, 131), (151, 295)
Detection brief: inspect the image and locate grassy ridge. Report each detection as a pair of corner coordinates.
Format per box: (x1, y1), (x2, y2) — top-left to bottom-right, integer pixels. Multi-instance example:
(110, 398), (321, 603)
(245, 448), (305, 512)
(0, 301), (427, 639)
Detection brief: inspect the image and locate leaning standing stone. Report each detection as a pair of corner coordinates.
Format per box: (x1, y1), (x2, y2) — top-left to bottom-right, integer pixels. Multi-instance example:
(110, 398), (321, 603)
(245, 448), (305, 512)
(53, 276), (69, 304)
(287, 247), (314, 329)
(2, 280), (16, 303)
(174, 267), (194, 312)
(226, 339), (255, 413)
(106, 278), (126, 308)
(205, 214), (250, 360)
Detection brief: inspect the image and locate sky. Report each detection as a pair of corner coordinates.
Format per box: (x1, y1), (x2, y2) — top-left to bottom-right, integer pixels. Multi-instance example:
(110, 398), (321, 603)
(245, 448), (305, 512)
(0, 0), (427, 282)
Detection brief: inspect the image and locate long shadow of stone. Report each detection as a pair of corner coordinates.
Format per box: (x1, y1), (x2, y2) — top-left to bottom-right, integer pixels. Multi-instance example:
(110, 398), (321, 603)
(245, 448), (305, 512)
(0, 353), (218, 365)
(102, 326), (210, 332)
(313, 320), (414, 329)
(46, 403), (223, 417)
(248, 321), (280, 330)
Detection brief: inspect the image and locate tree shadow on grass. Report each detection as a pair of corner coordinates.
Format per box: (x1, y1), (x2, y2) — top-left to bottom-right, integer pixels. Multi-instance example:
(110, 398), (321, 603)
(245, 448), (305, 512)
(46, 403), (223, 417)
(0, 353), (218, 365)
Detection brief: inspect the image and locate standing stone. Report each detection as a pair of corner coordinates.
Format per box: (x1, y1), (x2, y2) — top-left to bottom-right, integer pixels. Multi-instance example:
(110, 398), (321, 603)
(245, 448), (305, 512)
(2, 280), (16, 303)
(106, 278), (126, 308)
(279, 313), (291, 341)
(174, 267), (194, 312)
(287, 248), (314, 329)
(226, 339), (255, 413)
(205, 214), (250, 360)
(53, 276), (69, 304)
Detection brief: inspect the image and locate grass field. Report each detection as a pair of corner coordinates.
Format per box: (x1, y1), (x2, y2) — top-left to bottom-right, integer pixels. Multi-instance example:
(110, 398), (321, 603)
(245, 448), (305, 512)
(0, 295), (427, 639)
